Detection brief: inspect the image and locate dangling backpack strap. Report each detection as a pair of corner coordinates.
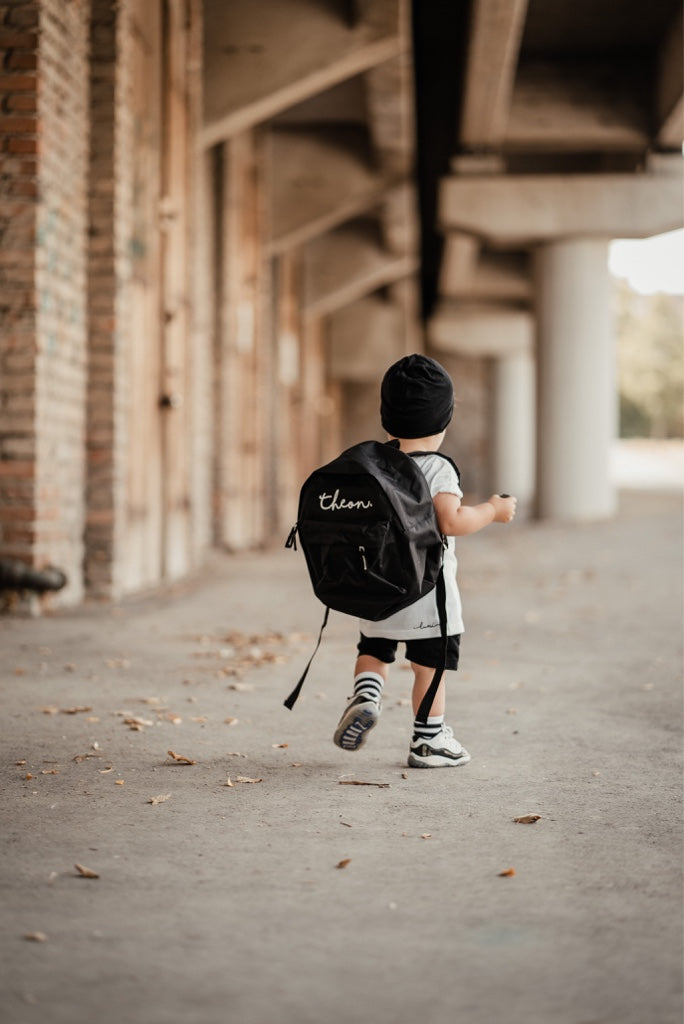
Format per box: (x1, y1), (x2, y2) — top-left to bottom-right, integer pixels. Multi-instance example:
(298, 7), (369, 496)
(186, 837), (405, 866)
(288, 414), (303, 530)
(415, 559), (448, 723)
(283, 606), (330, 710)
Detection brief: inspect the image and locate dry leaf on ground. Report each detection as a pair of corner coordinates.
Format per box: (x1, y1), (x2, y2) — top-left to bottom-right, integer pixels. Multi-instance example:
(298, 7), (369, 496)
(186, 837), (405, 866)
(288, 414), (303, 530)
(75, 864), (99, 879)
(271, 743), (288, 749)
(223, 777), (234, 787)
(336, 858), (351, 869)
(338, 780), (390, 789)
(122, 716), (152, 731)
(167, 750), (196, 765)
(24, 932), (48, 942)
(421, 833), (433, 840)
(235, 775), (262, 784)
(224, 717), (239, 726)
(498, 867), (516, 877)
(147, 794), (171, 805)
(60, 707), (93, 715)
(513, 814), (542, 824)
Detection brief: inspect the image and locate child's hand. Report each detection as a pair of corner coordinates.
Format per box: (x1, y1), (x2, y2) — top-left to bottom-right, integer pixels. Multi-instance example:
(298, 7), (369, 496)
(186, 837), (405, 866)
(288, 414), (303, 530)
(489, 494), (517, 523)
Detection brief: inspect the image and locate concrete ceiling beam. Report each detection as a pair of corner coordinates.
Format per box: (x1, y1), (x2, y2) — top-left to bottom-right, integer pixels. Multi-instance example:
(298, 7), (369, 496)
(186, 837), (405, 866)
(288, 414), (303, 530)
(438, 233), (480, 295)
(440, 244), (531, 302)
(378, 183), (419, 256)
(459, 0), (528, 149)
(202, 0), (402, 146)
(505, 62), (649, 152)
(656, 8), (684, 148)
(429, 302), (534, 359)
(302, 222), (417, 321)
(327, 297), (404, 381)
(267, 128), (400, 254)
(439, 158), (684, 245)
(365, 52), (414, 177)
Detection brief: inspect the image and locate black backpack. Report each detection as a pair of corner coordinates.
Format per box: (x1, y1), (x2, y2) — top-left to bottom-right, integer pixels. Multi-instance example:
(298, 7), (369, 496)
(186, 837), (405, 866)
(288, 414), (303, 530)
(284, 439), (459, 721)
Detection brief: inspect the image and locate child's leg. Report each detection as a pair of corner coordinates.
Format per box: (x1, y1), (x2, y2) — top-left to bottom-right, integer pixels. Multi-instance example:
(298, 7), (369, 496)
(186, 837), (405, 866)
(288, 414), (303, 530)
(333, 639), (394, 751)
(410, 662), (445, 718)
(410, 662), (447, 744)
(353, 654), (389, 702)
(406, 649), (470, 768)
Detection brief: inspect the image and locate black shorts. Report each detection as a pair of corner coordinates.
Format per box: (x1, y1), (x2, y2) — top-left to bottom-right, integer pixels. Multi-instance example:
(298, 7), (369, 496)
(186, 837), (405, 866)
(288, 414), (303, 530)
(357, 632), (461, 671)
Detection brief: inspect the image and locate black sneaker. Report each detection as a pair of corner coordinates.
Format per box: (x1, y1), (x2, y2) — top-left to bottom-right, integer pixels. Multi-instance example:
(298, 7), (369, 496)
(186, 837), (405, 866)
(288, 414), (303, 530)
(333, 695), (381, 751)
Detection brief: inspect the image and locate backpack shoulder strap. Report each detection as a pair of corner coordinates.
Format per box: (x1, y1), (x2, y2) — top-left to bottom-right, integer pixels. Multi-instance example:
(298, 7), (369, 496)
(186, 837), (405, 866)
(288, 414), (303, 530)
(415, 559), (448, 723)
(283, 606), (329, 710)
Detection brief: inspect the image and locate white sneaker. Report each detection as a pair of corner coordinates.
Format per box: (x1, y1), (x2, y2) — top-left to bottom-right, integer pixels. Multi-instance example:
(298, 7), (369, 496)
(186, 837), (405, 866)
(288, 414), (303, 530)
(333, 694), (381, 751)
(407, 724), (471, 768)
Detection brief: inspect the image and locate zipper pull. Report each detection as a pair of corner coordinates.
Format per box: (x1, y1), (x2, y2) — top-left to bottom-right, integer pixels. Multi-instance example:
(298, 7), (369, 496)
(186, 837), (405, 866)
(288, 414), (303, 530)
(285, 524), (298, 550)
(359, 545), (368, 571)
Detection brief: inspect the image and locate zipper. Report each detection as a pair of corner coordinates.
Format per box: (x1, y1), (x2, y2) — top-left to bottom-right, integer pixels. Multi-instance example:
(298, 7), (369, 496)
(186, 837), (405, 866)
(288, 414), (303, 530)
(285, 524), (298, 550)
(359, 545), (368, 571)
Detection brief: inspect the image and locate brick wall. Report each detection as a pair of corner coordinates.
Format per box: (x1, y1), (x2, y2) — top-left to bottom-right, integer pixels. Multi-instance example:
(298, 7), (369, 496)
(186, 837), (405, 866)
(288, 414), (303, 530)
(0, 3), (40, 569)
(0, 0), (91, 606)
(35, 0), (90, 604)
(85, 0), (127, 598)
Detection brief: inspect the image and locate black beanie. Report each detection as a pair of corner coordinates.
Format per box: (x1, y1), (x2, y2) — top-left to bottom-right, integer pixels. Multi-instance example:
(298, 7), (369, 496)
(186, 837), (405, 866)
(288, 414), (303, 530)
(380, 354), (454, 439)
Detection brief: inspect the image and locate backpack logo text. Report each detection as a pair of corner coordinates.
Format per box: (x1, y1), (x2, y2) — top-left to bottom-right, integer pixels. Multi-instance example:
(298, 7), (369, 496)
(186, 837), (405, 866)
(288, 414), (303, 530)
(318, 490), (373, 512)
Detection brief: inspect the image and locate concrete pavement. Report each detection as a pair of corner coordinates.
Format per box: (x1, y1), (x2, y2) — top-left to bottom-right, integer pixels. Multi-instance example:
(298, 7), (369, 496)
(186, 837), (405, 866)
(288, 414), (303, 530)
(1, 489), (682, 1024)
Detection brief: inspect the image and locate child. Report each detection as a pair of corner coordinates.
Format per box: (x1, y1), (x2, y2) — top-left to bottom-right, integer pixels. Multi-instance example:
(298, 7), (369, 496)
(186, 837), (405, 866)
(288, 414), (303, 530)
(333, 353), (517, 768)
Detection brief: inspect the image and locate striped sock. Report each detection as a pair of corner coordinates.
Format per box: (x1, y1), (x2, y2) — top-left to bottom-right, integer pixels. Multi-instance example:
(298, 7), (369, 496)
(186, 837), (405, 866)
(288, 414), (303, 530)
(412, 714), (444, 742)
(353, 671), (384, 703)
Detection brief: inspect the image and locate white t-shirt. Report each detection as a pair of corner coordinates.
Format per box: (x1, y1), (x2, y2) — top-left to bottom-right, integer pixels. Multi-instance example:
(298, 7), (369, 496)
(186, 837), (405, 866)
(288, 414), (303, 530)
(359, 452), (464, 640)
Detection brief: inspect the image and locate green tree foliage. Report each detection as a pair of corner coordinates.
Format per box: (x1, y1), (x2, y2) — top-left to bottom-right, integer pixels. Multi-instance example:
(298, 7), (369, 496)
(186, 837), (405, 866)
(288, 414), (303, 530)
(613, 280), (684, 438)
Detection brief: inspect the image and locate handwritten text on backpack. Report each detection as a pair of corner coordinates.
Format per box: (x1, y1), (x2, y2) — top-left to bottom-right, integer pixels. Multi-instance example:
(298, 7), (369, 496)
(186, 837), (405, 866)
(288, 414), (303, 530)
(319, 490), (373, 512)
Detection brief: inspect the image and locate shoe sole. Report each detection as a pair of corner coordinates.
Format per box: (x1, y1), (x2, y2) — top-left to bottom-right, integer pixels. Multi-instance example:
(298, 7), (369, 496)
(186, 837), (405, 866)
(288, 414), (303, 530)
(407, 747), (471, 769)
(333, 703), (381, 751)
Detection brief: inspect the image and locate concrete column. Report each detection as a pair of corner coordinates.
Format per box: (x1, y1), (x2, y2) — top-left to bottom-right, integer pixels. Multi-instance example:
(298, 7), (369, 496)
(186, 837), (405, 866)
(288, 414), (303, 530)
(535, 239), (616, 520)
(492, 349), (536, 515)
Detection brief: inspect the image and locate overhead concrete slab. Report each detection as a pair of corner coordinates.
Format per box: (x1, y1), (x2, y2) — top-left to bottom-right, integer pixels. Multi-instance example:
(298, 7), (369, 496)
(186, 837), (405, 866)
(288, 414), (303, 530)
(267, 127), (393, 253)
(656, 8), (684, 147)
(202, 0), (402, 144)
(303, 220), (417, 320)
(327, 296), (403, 381)
(506, 62), (649, 152)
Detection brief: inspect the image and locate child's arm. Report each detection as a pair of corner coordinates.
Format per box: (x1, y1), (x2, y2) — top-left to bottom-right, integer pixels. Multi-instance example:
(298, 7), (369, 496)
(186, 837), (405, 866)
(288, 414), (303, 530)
(433, 492), (517, 537)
